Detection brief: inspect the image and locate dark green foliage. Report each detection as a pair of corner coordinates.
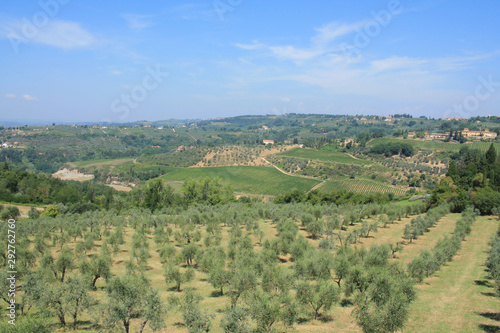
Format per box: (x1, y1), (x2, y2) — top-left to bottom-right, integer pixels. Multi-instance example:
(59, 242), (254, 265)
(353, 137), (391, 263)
(275, 189), (394, 205)
(0, 164), (114, 208)
(486, 223), (500, 296)
(0, 206), (20, 221)
(371, 142), (414, 157)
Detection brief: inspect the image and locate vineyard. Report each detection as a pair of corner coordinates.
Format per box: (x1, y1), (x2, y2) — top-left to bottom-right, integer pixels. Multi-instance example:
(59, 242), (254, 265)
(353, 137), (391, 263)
(159, 166), (321, 196)
(320, 178), (410, 195)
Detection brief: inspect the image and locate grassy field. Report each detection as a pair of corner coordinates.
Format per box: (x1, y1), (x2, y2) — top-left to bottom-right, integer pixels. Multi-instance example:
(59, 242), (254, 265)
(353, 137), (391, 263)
(160, 166), (321, 195)
(405, 216), (500, 332)
(277, 148), (373, 165)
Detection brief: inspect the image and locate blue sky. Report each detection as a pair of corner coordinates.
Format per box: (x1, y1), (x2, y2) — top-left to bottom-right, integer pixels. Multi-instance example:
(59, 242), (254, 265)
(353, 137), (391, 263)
(1, 0), (499, 123)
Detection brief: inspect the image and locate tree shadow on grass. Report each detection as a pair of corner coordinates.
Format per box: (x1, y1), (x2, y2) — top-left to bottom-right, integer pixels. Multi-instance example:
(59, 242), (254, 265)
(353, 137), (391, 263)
(479, 324), (500, 333)
(318, 314), (334, 323)
(475, 279), (493, 287)
(480, 312), (500, 322)
(210, 290), (224, 297)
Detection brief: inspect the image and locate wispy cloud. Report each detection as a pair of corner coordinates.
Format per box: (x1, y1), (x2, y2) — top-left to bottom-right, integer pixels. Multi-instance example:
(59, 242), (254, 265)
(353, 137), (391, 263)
(1, 19), (95, 50)
(232, 19), (500, 109)
(5, 93), (15, 98)
(23, 94), (37, 101)
(121, 13), (154, 31)
(236, 20), (368, 62)
(234, 41), (265, 50)
(370, 57), (427, 73)
(435, 51), (500, 71)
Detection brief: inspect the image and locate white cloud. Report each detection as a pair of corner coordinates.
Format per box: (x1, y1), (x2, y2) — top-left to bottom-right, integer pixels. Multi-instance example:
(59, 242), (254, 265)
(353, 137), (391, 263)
(268, 45), (324, 61)
(121, 14), (154, 31)
(370, 57), (427, 73)
(5, 93), (15, 98)
(435, 51), (500, 71)
(312, 21), (368, 48)
(234, 41), (265, 50)
(1, 19), (95, 50)
(23, 94), (37, 101)
(235, 20), (368, 62)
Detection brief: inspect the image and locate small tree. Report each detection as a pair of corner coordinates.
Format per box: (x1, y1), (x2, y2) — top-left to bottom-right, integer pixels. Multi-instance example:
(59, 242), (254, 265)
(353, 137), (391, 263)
(208, 264), (229, 296)
(245, 288), (296, 333)
(296, 280), (339, 320)
(220, 306), (250, 333)
(28, 206), (40, 219)
(170, 289), (213, 333)
(80, 252), (112, 289)
(63, 276), (94, 329)
(55, 248), (74, 282)
(307, 220), (324, 240)
(104, 275), (165, 333)
(164, 263), (194, 292)
(0, 206), (20, 221)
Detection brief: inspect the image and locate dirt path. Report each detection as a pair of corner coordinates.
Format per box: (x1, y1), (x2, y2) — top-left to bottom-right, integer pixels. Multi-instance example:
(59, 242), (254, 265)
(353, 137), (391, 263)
(261, 157), (316, 180)
(405, 216), (500, 332)
(261, 157), (323, 193)
(345, 153), (361, 160)
(307, 180), (326, 193)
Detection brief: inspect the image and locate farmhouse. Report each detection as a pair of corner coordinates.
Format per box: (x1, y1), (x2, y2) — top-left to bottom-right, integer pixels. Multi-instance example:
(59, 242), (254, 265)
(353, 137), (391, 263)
(462, 128), (498, 139)
(428, 132), (450, 141)
(263, 140), (274, 145)
(408, 132), (416, 138)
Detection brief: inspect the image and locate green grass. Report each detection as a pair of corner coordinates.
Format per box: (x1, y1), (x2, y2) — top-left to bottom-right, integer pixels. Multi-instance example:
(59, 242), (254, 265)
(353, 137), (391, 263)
(277, 148), (372, 165)
(160, 166), (321, 195)
(368, 138), (500, 152)
(405, 216), (500, 332)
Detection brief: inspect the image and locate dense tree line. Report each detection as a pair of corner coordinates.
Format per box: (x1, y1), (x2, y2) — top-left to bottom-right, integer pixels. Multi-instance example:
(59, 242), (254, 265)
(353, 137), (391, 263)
(433, 144), (500, 214)
(486, 219), (500, 297)
(0, 163), (113, 211)
(274, 188), (395, 205)
(370, 142), (415, 157)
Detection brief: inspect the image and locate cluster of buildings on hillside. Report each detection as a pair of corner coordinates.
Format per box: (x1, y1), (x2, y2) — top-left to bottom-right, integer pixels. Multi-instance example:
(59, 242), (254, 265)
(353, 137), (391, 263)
(408, 128), (497, 141)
